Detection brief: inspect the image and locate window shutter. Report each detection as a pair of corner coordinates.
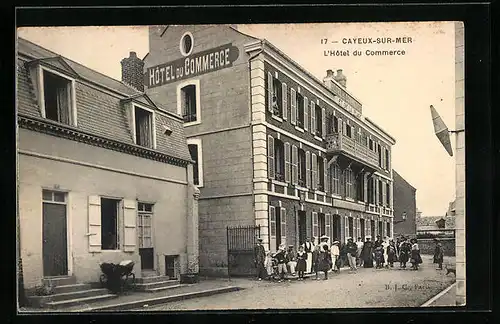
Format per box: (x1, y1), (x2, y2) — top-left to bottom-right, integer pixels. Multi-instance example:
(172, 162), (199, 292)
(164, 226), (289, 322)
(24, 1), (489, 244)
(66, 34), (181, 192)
(269, 206), (276, 250)
(322, 107), (326, 138)
(325, 213), (331, 240)
(343, 121), (347, 135)
(304, 97), (309, 131)
(312, 212), (318, 239)
(88, 195), (102, 253)
(305, 151), (311, 188)
(324, 157), (329, 193)
(280, 207), (287, 245)
(358, 218), (362, 239)
(267, 135), (275, 179)
(290, 88), (297, 125)
(353, 217), (357, 240)
(122, 199), (137, 252)
(310, 101), (316, 135)
(344, 216), (349, 242)
(382, 180), (386, 206)
(267, 72), (273, 113)
(292, 145), (298, 185)
(284, 142), (291, 183)
(311, 153), (317, 190)
(282, 83), (288, 120)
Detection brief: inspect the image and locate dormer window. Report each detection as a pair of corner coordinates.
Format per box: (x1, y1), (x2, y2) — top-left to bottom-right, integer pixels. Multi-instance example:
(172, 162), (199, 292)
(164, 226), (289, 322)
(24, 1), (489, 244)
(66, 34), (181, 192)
(31, 65), (77, 126)
(134, 106), (154, 148)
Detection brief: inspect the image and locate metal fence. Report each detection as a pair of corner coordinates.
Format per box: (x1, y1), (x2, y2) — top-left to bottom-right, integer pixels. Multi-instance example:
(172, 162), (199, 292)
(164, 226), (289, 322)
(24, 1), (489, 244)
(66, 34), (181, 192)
(227, 225), (261, 277)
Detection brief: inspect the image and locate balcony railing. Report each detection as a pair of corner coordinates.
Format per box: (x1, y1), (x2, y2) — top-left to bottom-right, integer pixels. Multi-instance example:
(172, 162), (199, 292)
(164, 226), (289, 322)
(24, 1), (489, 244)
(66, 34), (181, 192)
(326, 132), (379, 169)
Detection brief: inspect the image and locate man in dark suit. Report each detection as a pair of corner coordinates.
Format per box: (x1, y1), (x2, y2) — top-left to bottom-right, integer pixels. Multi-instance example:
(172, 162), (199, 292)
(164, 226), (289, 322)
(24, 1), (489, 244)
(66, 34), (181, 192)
(254, 238), (266, 280)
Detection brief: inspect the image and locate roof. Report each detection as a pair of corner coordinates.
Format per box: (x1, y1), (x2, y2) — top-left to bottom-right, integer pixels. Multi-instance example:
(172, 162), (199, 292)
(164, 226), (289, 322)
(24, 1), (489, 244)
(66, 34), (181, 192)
(16, 37), (192, 164)
(416, 216), (455, 230)
(393, 170), (417, 191)
(17, 37), (141, 97)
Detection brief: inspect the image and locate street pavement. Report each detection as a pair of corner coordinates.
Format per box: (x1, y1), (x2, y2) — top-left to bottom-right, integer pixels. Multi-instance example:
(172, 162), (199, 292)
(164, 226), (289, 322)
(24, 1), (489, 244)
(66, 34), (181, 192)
(140, 255), (456, 310)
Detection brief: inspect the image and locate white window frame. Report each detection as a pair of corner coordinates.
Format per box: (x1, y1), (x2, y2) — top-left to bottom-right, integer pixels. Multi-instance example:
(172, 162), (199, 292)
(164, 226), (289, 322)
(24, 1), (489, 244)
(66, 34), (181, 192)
(187, 138), (204, 188)
(177, 79), (201, 127)
(100, 196), (123, 252)
(130, 103), (157, 150)
(137, 202), (154, 249)
(179, 31), (195, 57)
(36, 65), (78, 126)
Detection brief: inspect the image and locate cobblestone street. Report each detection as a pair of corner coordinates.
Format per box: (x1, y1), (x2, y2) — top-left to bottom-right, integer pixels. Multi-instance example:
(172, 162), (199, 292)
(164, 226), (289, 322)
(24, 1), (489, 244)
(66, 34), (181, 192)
(141, 255), (456, 310)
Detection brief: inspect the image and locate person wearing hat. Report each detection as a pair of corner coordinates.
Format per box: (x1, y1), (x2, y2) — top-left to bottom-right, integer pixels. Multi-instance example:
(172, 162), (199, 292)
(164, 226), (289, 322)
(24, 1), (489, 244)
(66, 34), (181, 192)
(274, 244), (288, 281)
(346, 237), (358, 271)
(410, 238), (422, 270)
(254, 238), (266, 280)
(386, 239), (397, 268)
(330, 240), (340, 272)
(433, 239), (444, 270)
(361, 236), (374, 268)
(303, 237), (314, 274)
(286, 245), (297, 276)
(398, 236), (411, 268)
(356, 237), (364, 267)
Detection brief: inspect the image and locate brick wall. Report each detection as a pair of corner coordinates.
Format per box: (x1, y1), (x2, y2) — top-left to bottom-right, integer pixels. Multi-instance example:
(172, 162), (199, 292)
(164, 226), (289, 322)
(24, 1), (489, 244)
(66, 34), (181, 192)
(121, 52), (145, 92)
(393, 170), (417, 235)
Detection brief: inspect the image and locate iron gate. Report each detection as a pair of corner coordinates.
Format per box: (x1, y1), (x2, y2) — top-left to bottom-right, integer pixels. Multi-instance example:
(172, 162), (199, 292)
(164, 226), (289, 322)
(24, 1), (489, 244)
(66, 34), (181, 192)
(227, 225), (261, 277)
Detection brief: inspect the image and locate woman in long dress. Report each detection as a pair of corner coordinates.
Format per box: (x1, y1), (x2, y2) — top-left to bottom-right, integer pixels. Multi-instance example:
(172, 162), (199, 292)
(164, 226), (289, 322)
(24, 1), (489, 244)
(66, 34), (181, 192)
(410, 238), (423, 270)
(361, 236), (374, 268)
(296, 246), (307, 280)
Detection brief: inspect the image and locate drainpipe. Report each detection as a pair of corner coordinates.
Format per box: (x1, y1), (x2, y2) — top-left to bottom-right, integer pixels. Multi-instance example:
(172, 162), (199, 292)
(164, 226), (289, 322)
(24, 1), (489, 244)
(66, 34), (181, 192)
(247, 46), (264, 244)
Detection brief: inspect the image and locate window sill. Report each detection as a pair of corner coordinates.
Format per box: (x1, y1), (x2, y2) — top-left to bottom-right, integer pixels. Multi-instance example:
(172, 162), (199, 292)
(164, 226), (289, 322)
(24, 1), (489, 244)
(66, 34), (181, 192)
(315, 190), (326, 195)
(184, 120), (201, 127)
(331, 194), (342, 199)
(294, 126), (305, 133)
(271, 179), (288, 187)
(101, 250), (123, 252)
(313, 135), (323, 142)
(345, 198), (355, 202)
(271, 114), (283, 122)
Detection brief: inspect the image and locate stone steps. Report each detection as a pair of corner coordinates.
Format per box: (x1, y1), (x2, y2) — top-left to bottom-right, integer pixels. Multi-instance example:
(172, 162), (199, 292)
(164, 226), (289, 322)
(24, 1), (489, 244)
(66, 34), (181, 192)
(46, 294), (118, 309)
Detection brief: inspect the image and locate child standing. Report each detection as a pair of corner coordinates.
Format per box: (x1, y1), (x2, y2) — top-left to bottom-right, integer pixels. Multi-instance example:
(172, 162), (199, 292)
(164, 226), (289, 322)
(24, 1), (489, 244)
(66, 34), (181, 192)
(312, 245), (321, 280)
(264, 251), (273, 279)
(410, 238), (423, 270)
(296, 245), (307, 280)
(374, 245), (384, 269)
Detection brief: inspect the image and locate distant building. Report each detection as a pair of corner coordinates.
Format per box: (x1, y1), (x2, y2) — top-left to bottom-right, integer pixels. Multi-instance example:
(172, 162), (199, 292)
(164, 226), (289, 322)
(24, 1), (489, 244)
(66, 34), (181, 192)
(392, 170), (416, 236)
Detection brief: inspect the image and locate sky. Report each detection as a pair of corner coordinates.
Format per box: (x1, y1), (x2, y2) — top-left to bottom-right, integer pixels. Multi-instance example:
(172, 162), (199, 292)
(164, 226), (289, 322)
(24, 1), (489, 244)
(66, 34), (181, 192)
(17, 22), (457, 217)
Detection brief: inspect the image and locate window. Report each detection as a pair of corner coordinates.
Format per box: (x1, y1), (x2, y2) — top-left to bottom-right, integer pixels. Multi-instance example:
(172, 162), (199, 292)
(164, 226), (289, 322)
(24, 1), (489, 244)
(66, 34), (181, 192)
(42, 70), (75, 125)
(315, 104), (322, 137)
(386, 222), (391, 237)
(369, 138), (374, 150)
(331, 163), (341, 195)
(346, 124), (352, 138)
(356, 173), (364, 201)
(181, 85), (197, 123)
(344, 168), (354, 199)
(386, 183), (391, 206)
(317, 158), (325, 191)
(274, 139), (285, 182)
(272, 78), (283, 117)
(378, 144), (382, 167)
(298, 149), (306, 187)
(101, 198), (120, 250)
(333, 115), (339, 133)
(180, 32), (194, 56)
(177, 80), (201, 126)
(385, 149), (390, 170)
(367, 177), (375, 204)
(187, 139), (203, 187)
(134, 106), (154, 148)
(138, 203), (153, 249)
(296, 93), (305, 128)
(318, 213), (326, 236)
(348, 217), (354, 238)
(378, 180), (383, 206)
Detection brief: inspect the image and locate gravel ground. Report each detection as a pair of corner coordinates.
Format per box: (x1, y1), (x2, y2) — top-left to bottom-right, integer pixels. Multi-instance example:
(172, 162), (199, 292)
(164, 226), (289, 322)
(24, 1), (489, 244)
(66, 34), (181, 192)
(143, 255), (456, 310)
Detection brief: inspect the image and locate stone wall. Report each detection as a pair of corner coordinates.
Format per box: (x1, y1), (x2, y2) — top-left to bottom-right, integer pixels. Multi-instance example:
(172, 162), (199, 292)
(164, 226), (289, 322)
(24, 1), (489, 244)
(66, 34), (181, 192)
(418, 238), (456, 257)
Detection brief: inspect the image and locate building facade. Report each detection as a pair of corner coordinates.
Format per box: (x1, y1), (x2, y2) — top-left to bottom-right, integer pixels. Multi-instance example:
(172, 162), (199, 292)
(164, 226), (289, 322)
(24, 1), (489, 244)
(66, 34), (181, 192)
(17, 38), (199, 289)
(142, 25), (396, 276)
(392, 170), (417, 236)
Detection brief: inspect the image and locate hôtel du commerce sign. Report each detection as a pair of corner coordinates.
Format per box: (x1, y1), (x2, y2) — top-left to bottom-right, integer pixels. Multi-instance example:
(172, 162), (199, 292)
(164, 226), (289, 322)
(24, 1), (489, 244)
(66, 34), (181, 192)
(145, 43), (240, 88)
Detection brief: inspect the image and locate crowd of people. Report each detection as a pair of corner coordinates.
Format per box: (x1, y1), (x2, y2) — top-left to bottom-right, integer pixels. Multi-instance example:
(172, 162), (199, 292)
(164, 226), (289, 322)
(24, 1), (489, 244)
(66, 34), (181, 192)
(253, 234), (446, 282)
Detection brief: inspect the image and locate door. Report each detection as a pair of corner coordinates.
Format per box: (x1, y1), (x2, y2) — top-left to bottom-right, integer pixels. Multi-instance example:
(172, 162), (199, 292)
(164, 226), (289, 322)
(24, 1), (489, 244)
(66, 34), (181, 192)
(165, 255), (177, 279)
(360, 219), (365, 240)
(333, 215), (341, 241)
(138, 203), (154, 270)
(298, 211), (307, 246)
(318, 213), (326, 237)
(42, 199), (68, 277)
(371, 220), (376, 238)
(348, 217), (354, 239)
(378, 221), (383, 238)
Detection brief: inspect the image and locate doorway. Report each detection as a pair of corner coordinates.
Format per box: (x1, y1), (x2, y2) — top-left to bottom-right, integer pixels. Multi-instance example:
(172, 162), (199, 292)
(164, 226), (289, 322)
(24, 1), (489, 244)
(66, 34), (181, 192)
(370, 220), (376, 238)
(165, 255), (178, 279)
(138, 203), (154, 270)
(298, 211), (307, 246)
(378, 221), (383, 238)
(360, 219), (365, 240)
(42, 190), (68, 277)
(332, 215), (341, 241)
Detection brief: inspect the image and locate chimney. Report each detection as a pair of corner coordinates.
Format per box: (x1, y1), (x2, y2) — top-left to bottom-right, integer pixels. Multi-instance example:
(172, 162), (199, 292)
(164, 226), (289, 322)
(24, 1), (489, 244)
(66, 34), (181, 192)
(334, 69), (347, 88)
(121, 51), (145, 92)
(323, 69), (335, 88)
